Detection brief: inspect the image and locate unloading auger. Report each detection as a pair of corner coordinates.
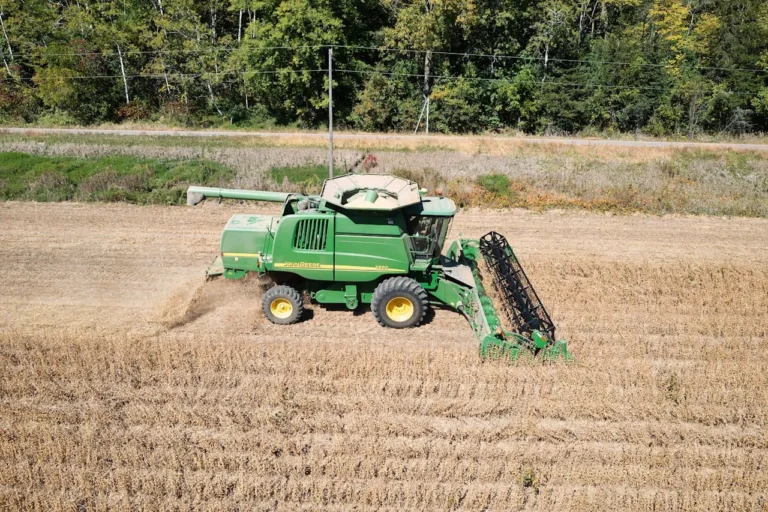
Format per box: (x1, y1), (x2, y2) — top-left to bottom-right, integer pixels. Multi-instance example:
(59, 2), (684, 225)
(187, 174), (572, 361)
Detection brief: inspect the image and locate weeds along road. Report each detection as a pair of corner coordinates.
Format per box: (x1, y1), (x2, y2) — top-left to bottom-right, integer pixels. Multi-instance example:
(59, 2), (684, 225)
(4, 126), (768, 152)
(1, 201), (767, 510)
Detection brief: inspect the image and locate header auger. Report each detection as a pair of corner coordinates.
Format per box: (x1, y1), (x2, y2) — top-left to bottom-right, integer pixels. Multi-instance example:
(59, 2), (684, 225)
(187, 174), (571, 361)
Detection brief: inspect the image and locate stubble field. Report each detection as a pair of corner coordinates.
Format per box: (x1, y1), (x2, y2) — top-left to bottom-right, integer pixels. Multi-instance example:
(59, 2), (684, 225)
(0, 201), (767, 511)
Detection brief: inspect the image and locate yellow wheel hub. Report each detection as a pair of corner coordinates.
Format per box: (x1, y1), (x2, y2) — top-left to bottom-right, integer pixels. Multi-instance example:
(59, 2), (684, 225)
(270, 298), (293, 319)
(386, 297), (414, 322)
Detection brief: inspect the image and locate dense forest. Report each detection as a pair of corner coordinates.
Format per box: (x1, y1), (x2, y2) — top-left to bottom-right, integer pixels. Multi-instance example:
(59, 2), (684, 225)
(0, 0), (767, 135)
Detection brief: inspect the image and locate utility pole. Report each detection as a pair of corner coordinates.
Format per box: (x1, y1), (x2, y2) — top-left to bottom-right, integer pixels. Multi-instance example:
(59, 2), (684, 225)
(116, 44), (130, 105)
(424, 48), (432, 135)
(414, 96), (427, 134)
(328, 47), (334, 178)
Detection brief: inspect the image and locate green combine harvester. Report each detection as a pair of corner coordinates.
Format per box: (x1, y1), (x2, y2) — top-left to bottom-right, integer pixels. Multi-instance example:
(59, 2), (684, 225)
(187, 174), (571, 360)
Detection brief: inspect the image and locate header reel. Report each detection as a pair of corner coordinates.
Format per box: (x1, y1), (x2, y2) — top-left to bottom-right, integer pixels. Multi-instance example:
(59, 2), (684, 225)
(448, 232), (572, 362)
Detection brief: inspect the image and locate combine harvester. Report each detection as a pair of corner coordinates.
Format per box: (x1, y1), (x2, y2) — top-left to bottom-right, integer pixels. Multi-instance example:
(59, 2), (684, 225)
(187, 174), (571, 361)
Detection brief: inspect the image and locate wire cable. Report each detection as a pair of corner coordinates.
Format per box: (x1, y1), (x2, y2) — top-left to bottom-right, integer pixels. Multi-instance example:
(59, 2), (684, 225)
(5, 43), (768, 74)
(334, 44), (768, 74)
(6, 44), (325, 58)
(12, 68), (327, 81)
(333, 68), (758, 96)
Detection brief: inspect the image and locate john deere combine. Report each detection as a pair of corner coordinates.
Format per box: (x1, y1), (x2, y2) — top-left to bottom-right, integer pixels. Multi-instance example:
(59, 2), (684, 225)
(187, 174), (570, 360)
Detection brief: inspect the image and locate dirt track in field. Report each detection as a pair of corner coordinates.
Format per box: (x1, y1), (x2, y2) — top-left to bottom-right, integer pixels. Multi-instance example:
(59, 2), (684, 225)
(1, 201), (768, 510)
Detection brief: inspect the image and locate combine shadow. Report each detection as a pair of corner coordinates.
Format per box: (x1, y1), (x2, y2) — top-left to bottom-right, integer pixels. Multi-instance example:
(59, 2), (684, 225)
(352, 305), (371, 317)
(420, 306), (436, 326)
(301, 307), (315, 321)
(315, 303), (357, 314)
(307, 302), (436, 325)
(325, 302), (436, 326)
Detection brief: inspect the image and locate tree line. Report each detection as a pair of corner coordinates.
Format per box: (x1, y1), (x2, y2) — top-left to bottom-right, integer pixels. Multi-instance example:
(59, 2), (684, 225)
(1, 0), (767, 136)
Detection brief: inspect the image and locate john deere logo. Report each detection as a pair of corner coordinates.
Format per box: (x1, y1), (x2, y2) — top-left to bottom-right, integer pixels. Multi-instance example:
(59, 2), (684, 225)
(280, 262), (322, 268)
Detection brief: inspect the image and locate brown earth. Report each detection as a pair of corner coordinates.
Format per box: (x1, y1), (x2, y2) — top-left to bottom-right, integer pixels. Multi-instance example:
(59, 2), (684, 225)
(1, 201), (767, 510)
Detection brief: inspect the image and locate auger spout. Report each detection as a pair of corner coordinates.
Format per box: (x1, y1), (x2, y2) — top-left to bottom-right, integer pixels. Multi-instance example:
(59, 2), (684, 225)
(186, 186), (291, 206)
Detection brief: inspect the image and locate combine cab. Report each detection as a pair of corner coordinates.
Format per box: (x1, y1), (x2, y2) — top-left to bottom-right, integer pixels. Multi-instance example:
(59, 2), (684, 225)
(187, 174), (571, 361)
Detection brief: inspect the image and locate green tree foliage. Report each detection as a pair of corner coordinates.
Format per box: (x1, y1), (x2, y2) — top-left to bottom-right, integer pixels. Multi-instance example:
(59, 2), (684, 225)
(0, 0), (766, 135)
(232, 0), (344, 125)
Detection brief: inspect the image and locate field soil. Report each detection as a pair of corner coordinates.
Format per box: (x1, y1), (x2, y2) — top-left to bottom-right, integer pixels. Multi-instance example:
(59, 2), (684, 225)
(1, 201), (767, 510)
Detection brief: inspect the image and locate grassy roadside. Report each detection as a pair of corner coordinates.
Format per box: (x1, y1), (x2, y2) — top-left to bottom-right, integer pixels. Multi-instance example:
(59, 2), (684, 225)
(390, 152), (768, 216)
(1, 148), (767, 217)
(0, 152), (233, 204)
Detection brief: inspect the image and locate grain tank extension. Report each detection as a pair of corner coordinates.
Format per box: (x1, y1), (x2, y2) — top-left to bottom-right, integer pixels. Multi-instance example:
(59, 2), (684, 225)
(187, 174), (571, 360)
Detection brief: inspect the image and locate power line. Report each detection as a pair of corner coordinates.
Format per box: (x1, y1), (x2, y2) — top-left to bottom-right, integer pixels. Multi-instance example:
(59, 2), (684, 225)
(333, 68), (758, 96)
(6, 43), (768, 74)
(336, 67), (668, 90)
(2, 46), (762, 98)
(14, 69), (326, 81)
(5, 64), (759, 97)
(7, 44), (324, 58)
(334, 44), (768, 74)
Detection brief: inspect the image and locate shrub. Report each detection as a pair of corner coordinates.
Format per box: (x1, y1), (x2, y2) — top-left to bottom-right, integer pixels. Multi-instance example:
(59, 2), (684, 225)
(476, 174), (511, 195)
(0, 152), (233, 205)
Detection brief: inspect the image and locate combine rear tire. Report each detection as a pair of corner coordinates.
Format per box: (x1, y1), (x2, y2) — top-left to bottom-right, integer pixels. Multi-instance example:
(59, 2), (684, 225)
(262, 285), (304, 325)
(371, 277), (428, 329)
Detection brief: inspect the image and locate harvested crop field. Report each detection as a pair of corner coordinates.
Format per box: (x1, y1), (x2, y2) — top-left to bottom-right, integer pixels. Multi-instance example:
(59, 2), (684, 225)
(1, 201), (767, 510)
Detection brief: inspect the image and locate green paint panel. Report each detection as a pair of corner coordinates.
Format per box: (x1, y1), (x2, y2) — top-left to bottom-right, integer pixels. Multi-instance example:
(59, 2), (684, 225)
(427, 277), (471, 309)
(334, 235), (410, 282)
(335, 212), (406, 236)
(220, 214), (275, 271)
(268, 213), (335, 281)
(310, 281), (378, 304)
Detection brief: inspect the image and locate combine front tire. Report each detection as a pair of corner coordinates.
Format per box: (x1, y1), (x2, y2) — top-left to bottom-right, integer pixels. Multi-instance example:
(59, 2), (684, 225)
(371, 277), (428, 329)
(262, 285), (304, 325)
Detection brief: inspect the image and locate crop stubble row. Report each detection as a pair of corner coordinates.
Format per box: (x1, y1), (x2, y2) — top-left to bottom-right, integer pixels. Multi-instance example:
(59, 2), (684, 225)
(0, 202), (767, 510)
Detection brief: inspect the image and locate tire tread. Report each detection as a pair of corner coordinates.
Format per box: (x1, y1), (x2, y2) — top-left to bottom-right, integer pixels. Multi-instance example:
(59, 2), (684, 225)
(262, 285), (304, 325)
(371, 276), (429, 328)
